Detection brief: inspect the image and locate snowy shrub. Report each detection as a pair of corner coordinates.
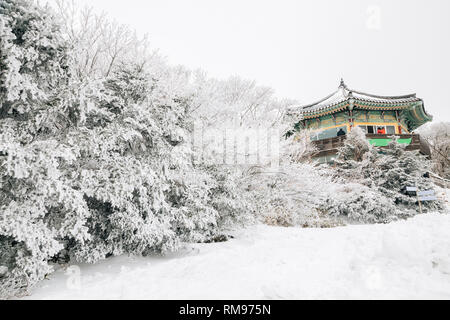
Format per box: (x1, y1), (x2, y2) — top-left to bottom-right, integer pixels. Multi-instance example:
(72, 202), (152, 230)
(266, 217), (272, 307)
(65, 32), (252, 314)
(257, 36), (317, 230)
(320, 183), (403, 223)
(247, 164), (344, 228)
(202, 164), (255, 231)
(331, 131), (445, 220)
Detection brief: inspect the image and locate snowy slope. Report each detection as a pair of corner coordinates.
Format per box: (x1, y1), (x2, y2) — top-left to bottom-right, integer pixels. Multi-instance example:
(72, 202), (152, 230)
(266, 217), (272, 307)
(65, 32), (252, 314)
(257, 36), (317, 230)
(23, 213), (450, 300)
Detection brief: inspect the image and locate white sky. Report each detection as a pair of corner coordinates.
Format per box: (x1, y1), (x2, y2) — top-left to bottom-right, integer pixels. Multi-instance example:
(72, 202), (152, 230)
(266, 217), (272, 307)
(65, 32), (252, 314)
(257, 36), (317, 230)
(73, 0), (450, 122)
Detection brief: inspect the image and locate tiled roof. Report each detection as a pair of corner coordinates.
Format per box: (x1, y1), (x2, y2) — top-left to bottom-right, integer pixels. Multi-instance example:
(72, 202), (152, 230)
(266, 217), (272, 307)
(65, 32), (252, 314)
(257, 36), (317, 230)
(287, 79), (422, 115)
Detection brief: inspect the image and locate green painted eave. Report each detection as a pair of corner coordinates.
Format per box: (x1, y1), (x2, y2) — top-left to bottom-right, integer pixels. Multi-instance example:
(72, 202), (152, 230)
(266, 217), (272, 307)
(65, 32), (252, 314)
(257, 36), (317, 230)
(403, 101), (433, 131)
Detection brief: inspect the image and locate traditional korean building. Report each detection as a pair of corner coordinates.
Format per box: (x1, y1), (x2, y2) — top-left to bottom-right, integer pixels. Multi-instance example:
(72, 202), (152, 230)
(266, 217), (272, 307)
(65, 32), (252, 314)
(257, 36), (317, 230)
(287, 80), (433, 163)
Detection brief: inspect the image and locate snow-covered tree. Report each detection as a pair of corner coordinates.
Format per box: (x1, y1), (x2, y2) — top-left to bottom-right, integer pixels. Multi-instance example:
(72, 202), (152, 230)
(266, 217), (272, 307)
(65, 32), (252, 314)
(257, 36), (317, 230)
(336, 126), (371, 163)
(281, 129), (317, 164)
(52, 0), (150, 80)
(0, 0), (74, 137)
(417, 122), (450, 180)
(191, 71), (295, 129)
(0, 0), (89, 297)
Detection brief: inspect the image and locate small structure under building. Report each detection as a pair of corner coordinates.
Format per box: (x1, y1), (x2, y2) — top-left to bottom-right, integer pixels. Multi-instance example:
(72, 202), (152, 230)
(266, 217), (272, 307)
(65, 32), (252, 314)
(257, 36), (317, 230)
(286, 80), (433, 163)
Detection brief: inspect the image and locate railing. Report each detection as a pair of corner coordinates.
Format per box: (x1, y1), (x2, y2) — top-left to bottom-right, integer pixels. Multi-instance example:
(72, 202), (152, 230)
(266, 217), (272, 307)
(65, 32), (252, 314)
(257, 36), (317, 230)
(311, 134), (431, 158)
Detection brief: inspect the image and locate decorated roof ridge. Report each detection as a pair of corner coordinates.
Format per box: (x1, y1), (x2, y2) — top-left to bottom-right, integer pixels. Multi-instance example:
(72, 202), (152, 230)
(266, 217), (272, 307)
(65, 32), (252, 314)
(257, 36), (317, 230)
(299, 89), (340, 109)
(341, 78), (418, 100)
(348, 89), (417, 100)
(288, 79), (422, 114)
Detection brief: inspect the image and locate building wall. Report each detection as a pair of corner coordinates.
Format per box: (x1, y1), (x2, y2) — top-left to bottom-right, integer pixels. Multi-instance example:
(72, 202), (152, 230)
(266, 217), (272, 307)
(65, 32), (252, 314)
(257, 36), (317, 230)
(303, 109), (410, 140)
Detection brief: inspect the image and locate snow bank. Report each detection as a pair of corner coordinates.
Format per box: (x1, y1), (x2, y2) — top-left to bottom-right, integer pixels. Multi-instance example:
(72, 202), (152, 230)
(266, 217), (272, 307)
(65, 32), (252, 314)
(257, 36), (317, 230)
(22, 213), (450, 300)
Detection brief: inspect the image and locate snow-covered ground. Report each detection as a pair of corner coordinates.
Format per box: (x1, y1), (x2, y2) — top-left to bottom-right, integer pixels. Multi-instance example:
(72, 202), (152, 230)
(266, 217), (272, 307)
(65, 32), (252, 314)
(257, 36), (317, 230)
(22, 212), (450, 300)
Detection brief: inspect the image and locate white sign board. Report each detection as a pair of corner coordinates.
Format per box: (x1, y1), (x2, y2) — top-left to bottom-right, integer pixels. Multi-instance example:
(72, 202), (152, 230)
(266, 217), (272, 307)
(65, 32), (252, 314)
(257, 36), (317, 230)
(419, 195), (438, 202)
(418, 190), (435, 197)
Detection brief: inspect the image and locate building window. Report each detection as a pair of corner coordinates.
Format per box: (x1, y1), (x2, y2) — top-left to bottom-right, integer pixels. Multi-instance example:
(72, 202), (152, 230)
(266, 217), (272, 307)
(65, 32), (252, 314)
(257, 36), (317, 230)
(310, 127), (347, 141)
(386, 126), (395, 135)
